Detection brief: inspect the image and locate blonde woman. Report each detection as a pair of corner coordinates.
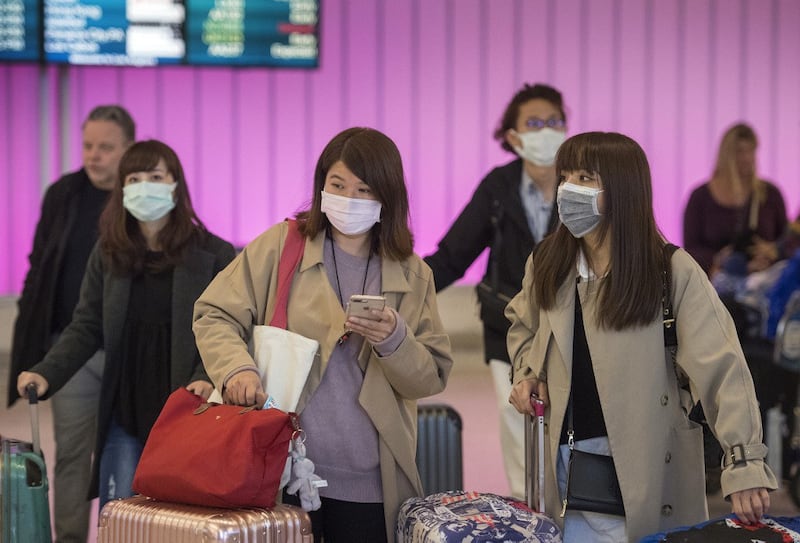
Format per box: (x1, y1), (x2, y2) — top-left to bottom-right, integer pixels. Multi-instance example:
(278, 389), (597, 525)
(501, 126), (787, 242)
(683, 123), (787, 278)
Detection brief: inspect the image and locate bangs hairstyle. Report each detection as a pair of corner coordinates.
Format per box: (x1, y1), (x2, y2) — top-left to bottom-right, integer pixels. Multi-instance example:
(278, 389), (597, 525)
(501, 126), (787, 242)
(494, 83), (566, 153)
(297, 127), (414, 260)
(99, 140), (208, 274)
(533, 132), (666, 330)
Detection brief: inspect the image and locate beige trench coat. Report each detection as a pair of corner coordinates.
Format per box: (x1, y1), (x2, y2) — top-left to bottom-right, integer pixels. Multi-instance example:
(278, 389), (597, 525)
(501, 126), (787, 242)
(193, 221), (453, 542)
(507, 248), (777, 543)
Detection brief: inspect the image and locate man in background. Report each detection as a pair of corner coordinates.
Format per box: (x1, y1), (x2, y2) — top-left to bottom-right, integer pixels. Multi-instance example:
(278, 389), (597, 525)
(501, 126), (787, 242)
(7, 105), (135, 543)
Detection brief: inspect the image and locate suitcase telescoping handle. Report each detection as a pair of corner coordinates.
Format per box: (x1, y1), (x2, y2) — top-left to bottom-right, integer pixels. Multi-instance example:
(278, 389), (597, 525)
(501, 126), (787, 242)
(524, 394), (546, 513)
(26, 383), (41, 456)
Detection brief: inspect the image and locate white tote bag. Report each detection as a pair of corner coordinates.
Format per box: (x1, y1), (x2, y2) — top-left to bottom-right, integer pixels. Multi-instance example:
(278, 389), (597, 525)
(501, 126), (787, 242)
(207, 326), (317, 411)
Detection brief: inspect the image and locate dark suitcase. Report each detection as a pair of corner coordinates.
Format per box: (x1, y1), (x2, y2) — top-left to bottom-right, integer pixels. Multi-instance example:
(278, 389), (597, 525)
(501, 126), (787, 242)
(640, 514), (800, 542)
(415, 404), (462, 495)
(97, 495), (312, 542)
(0, 385), (52, 543)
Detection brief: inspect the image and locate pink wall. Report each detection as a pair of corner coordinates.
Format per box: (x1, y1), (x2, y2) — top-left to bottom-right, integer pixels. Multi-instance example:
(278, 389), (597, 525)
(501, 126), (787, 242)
(1, 0), (799, 295)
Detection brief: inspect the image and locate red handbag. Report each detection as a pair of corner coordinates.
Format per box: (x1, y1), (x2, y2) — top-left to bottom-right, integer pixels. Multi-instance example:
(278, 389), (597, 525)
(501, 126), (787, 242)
(132, 387), (298, 508)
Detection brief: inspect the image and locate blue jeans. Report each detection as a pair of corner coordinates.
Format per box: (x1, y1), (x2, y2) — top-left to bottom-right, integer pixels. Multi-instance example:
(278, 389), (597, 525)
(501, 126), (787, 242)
(98, 418), (144, 511)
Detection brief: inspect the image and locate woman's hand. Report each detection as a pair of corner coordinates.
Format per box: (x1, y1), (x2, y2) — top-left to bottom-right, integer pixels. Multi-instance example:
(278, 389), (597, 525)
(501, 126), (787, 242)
(186, 380), (214, 400)
(17, 371), (49, 399)
(222, 371), (267, 407)
(509, 377), (549, 415)
(731, 487), (770, 525)
(346, 306), (396, 345)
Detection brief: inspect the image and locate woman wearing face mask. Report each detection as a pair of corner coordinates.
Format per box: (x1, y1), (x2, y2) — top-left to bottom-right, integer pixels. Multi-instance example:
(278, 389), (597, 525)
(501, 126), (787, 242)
(424, 82), (567, 499)
(507, 132), (777, 543)
(193, 127), (453, 543)
(17, 140), (236, 510)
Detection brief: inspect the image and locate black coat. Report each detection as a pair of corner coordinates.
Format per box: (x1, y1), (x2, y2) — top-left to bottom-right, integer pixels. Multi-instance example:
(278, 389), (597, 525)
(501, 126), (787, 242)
(8, 169), (96, 407)
(28, 234), (235, 498)
(424, 159), (558, 363)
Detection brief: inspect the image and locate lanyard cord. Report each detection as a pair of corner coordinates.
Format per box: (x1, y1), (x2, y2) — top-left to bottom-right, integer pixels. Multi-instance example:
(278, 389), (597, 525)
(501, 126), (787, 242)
(329, 229), (373, 346)
(328, 228), (372, 307)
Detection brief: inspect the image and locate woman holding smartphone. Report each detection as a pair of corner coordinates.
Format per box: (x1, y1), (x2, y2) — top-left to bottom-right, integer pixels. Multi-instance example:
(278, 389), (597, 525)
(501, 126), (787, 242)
(193, 127), (454, 543)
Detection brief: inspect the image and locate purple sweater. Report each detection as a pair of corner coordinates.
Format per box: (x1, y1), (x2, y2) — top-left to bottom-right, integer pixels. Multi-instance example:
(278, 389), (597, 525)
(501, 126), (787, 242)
(299, 236), (406, 503)
(682, 181), (787, 273)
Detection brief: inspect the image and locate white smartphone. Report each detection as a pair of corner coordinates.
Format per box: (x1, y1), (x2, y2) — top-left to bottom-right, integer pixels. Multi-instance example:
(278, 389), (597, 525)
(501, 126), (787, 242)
(346, 294), (386, 320)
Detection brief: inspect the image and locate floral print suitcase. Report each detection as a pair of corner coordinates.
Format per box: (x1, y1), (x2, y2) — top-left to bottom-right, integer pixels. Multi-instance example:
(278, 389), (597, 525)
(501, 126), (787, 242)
(396, 490), (562, 542)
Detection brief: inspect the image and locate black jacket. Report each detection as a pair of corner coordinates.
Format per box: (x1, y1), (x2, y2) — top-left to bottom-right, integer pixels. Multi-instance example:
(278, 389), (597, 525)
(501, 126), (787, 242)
(424, 159), (558, 363)
(8, 169), (97, 406)
(29, 234), (235, 497)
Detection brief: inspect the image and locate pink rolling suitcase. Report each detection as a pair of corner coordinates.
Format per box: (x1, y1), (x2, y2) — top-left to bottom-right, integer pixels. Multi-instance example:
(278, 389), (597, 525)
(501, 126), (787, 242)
(97, 495), (312, 543)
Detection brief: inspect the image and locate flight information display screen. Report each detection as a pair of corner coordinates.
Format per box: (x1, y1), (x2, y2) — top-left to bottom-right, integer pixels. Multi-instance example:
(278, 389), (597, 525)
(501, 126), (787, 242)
(42, 0), (319, 67)
(0, 0), (41, 62)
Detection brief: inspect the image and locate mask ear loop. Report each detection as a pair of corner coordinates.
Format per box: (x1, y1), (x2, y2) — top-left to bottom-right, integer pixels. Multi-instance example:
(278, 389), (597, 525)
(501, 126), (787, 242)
(591, 190), (604, 216)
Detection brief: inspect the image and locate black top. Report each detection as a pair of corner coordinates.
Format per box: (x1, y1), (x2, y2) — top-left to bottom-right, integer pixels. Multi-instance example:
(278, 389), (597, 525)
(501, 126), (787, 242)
(560, 284), (608, 444)
(53, 181), (109, 332)
(424, 159), (558, 363)
(115, 253), (174, 443)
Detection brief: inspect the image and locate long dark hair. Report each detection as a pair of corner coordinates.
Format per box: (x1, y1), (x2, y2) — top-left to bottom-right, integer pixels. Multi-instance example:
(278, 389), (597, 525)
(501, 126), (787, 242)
(533, 132), (666, 330)
(297, 127), (414, 260)
(99, 140), (208, 274)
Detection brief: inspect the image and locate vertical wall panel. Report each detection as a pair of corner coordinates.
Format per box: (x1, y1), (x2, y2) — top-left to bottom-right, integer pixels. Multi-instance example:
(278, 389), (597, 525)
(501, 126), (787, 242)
(1, 0), (799, 293)
(710, 0), (744, 135)
(344, 0), (379, 128)
(272, 70), (312, 222)
(376, 0), (414, 231)
(195, 68), (235, 240)
(649, 0), (681, 239)
(446, 0), (483, 228)
(482, 0), (519, 170)
(679, 0), (713, 214)
(411, 0), (448, 250)
(120, 67), (160, 140)
(7, 66), (41, 292)
(616, 1), (648, 144)
(518, 0), (553, 86)
(233, 69), (272, 244)
(774, 0), (800, 217)
(584, 0), (616, 132)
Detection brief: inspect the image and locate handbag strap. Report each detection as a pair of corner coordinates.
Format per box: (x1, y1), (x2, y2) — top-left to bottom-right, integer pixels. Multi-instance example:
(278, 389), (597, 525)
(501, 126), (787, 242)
(662, 243), (678, 350)
(269, 219), (306, 329)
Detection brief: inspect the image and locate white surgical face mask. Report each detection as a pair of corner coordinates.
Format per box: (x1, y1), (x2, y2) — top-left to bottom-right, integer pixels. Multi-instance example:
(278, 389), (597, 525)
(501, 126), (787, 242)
(557, 183), (603, 238)
(511, 128), (566, 167)
(320, 191), (382, 236)
(123, 181), (177, 222)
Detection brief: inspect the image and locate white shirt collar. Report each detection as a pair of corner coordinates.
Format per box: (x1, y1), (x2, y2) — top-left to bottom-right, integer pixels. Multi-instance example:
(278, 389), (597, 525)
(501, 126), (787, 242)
(576, 248), (596, 280)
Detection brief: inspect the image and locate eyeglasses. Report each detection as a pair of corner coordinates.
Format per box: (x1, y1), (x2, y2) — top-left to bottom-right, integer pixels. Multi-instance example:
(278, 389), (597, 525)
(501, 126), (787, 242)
(524, 118), (566, 130)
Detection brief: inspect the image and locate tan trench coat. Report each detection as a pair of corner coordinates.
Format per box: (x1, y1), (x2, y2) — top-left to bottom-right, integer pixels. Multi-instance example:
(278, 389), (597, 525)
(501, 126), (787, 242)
(193, 221), (453, 542)
(507, 248), (777, 543)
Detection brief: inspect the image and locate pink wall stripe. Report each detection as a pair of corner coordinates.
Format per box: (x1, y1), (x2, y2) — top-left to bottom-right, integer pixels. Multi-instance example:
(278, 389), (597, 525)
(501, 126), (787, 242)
(1, 0), (798, 294)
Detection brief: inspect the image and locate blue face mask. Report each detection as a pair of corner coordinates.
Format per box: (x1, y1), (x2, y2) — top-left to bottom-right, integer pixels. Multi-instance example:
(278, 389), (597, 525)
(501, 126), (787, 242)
(557, 183), (603, 238)
(123, 182), (177, 222)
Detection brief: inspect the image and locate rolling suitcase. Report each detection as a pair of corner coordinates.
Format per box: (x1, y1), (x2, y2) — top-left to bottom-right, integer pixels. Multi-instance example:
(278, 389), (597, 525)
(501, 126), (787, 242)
(0, 385), (52, 543)
(415, 404), (462, 495)
(396, 490), (561, 542)
(97, 495), (312, 542)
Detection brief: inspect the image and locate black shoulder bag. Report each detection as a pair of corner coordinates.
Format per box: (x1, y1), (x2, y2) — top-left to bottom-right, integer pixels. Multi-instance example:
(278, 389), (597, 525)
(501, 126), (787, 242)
(561, 245), (682, 518)
(475, 200), (514, 333)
